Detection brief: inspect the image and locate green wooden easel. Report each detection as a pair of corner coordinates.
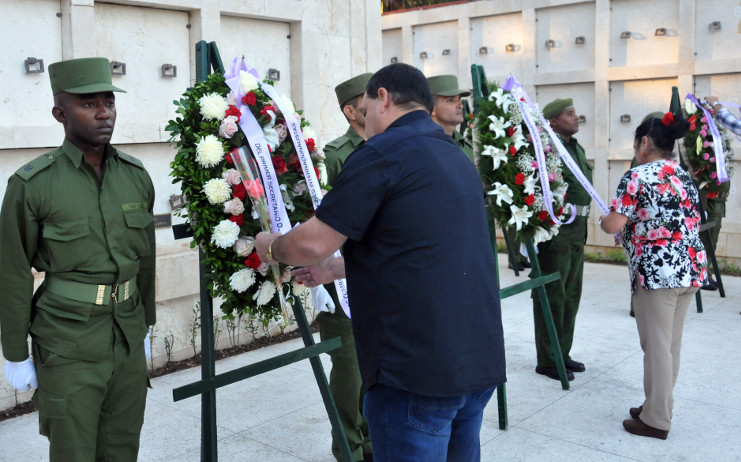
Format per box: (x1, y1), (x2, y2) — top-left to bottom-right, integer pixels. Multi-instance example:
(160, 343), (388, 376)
(472, 65), (572, 430)
(170, 40), (353, 462)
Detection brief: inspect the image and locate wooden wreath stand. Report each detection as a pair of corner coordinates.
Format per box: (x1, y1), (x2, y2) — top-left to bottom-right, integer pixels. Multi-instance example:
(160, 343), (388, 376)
(170, 41), (352, 462)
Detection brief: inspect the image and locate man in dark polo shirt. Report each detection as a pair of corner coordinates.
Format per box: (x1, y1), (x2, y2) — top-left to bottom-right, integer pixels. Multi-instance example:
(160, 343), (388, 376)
(255, 63), (505, 461)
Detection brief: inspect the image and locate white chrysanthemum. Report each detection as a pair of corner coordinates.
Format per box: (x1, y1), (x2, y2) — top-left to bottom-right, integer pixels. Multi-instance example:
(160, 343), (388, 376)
(292, 279), (307, 297)
(229, 268), (256, 293)
(195, 135), (225, 168)
(240, 71), (259, 93)
(203, 178), (231, 205)
(211, 219), (240, 248)
(318, 163), (328, 186)
(282, 95), (296, 113)
(253, 280), (276, 306)
(199, 93), (229, 121)
(302, 126), (317, 143)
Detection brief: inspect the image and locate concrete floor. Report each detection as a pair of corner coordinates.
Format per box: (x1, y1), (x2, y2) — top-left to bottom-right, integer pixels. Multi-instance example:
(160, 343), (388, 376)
(1, 255), (740, 461)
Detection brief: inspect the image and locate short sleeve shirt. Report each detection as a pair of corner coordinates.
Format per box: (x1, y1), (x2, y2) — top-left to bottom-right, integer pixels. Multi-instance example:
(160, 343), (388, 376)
(610, 159), (707, 293)
(316, 110), (506, 397)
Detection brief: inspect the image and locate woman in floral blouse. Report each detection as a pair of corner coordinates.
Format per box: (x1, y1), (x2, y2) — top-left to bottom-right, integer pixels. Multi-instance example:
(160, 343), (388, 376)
(600, 112), (707, 440)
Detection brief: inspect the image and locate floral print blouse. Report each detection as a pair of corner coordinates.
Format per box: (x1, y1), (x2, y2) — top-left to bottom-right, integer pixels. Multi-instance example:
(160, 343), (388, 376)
(610, 159), (708, 293)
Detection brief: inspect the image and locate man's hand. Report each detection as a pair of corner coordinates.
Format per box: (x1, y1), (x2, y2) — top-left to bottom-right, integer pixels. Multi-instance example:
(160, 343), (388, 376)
(4, 357), (38, 392)
(310, 286), (336, 314)
(256, 231), (280, 264)
(144, 332), (151, 360)
(291, 256), (345, 288)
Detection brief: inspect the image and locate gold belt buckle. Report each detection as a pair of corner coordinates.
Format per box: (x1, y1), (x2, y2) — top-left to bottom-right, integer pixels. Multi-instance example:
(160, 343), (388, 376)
(111, 283), (119, 303)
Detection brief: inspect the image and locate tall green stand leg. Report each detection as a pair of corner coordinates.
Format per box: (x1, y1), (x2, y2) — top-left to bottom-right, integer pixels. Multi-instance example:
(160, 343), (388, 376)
(198, 249), (219, 461)
(525, 238), (570, 391)
(291, 300), (354, 462)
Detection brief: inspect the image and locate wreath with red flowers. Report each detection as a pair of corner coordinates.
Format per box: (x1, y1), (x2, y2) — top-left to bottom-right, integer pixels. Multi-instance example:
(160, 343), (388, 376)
(166, 72), (326, 322)
(682, 98), (735, 197)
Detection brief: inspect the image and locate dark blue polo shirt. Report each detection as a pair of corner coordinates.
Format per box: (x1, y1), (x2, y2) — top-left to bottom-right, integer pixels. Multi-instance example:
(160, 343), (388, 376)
(316, 110), (506, 397)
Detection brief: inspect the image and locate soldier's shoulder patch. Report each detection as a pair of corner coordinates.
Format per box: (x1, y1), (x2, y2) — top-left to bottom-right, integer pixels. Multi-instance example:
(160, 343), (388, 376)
(118, 151), (145, 169)
(15, 152), (57, 181)
(325, 135), (351, 150)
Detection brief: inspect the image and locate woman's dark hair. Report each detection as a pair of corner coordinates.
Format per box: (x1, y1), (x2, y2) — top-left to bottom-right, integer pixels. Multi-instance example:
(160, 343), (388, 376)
(634, 112), (690, 157)
(365, 63), (434, 113)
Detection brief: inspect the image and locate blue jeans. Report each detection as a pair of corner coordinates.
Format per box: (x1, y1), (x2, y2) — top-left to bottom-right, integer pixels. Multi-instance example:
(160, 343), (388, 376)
(363, 383), (496, 462)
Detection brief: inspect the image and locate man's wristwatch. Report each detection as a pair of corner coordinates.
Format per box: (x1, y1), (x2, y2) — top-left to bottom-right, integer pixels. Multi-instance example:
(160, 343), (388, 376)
(267, 240), (275, 262)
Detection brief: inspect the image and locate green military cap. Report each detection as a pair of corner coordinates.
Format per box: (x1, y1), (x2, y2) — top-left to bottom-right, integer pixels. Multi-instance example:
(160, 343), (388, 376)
(335, 73), (373, 108)
(48, 57), (125, 96)
(641, 111), (664, 123)
(427, 74), (471, 97)
(542, 98), (574, 119)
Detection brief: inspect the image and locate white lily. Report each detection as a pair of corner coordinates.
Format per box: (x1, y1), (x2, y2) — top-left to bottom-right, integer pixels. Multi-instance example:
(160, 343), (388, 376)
(511, 126), (530, 150)
(481, 145), (509, 170)
(523, 173), (538, 196)
(508, 204), (533, 231)
(488, 182), (514, 207)
(532, 226), (551, 245)
(488, 87), (504, 103)
(488, 115), (512, 139)
(685, 98), (697, 115)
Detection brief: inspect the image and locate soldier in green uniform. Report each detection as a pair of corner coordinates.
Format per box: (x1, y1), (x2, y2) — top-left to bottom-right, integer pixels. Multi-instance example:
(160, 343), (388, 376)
(427, 74), (474, 163)
(532, 98), (592, 381)
(0, 57), (156, 461)
(318, 73), (373, 462)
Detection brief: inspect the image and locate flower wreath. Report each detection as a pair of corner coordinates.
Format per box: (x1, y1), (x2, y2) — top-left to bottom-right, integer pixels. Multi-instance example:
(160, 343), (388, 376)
(475, 84), (569, 245)
(167, 71), (326, 321)
(682, 98), (735, 197)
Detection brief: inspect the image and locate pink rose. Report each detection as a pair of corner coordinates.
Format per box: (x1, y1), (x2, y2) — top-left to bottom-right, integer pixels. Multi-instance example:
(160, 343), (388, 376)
(311, 146), (325, 161)
(702, 153), (710, 160)
(226, 92), (237, 106)
(710, 172), (717, 179)
(700, 130), (707, 137)
(233, 237), (255, 256)
(701, 116), (707, 123)
(709, 156), (715, 162)
(274, 123), (288, 143)
(548, 172), (556, 181)
(222, 168), (242, 185)
(703, 141), (710, 148)
(223, 198), (245, 215)
(544, 145), (551, 153)
(701, 124), (708, 131)
(219, 115), (239, 139)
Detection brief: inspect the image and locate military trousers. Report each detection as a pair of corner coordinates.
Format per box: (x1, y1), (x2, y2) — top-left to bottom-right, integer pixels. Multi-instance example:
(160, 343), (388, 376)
(318, 309), (372, 461)
(505, 226), (528, 267)
(532, 238), (585, 368)
(32, 323), (148, 462)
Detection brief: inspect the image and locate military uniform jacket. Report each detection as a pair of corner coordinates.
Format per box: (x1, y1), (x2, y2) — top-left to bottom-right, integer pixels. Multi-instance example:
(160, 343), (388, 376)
(555, 136), (593, 244)
(0, 139), (156, 362)
(453, 130), (474, 164)
(324, 126), (365, 186)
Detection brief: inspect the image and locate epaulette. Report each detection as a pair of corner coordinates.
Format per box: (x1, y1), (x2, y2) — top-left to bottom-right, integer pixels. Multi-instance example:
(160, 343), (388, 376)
(15, 153), (57, 181)
(118, 151), (145, 169)
(324, 135), (351, 150)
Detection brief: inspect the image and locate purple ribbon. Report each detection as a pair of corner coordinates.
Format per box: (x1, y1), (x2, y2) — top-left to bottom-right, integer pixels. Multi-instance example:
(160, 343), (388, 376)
(686, 93), (729, 183)
(504, 75), (608, 216)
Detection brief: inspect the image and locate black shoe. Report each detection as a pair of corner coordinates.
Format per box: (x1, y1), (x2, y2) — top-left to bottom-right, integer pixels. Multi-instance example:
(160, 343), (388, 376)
(629, 405), (643, 419)
(564, 359), (585, 372)
(630, 310), (635, 318)
(521, 260), (531, 268)
(535, 365), (574, 381)
(508, 262), (525, 272)
(623, 418), (669, 440)
(701, 280), (718, 291)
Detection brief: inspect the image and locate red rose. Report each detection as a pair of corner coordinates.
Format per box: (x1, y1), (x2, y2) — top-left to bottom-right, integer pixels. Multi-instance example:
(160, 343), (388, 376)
(272, 155), (288, 175)
(245, 252), (261, 269)
(306, 138), (316, 153)
(706, 191), (718, 199)
(260, 105), (276, 116)
(557, 207), (563, 216)
(232, 182), (246, 200)
(225, 105), (241, 122)
(228, 214), (244, 227)
(225, 150), (236, 165)
(242, 91), (257, 106)
(515, 173), (525, 185)
(507, 127), (515, 137)
(538, 211), (549, 221)
(509, 146), (517, 156)
(524, 194), (535, 206)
